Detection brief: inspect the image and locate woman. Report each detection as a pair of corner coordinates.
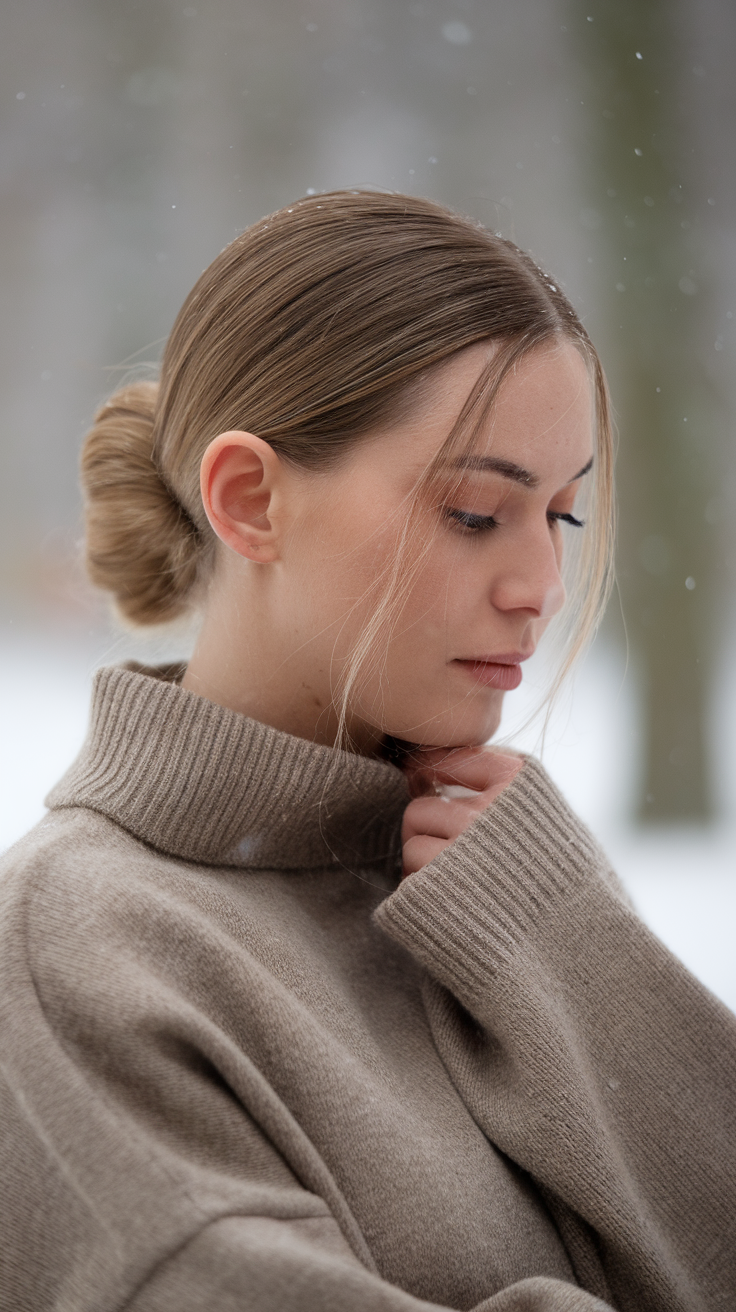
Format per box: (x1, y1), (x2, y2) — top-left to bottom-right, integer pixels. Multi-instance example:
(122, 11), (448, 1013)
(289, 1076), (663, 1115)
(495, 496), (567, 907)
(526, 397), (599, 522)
(1, 191), (734, 1312)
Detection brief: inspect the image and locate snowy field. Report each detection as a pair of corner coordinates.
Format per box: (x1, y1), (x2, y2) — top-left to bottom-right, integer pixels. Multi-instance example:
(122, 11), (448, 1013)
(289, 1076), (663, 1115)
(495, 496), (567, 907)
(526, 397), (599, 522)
(1, 621), (734, 1014)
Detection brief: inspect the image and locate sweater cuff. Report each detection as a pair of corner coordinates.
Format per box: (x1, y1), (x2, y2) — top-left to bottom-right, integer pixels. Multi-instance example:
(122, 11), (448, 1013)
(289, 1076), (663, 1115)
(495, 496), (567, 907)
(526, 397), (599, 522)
(373, 758), (609, 1001)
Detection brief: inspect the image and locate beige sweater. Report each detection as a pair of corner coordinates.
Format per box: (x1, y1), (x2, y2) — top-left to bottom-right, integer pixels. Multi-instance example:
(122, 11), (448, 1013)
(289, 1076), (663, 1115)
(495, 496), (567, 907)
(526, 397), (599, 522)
(1, 665), (735, 1312)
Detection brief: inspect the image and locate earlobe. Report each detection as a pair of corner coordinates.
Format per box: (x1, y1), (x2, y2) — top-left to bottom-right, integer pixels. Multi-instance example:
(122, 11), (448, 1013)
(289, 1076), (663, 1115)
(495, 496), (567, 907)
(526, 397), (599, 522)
(200, 431), (282, 562)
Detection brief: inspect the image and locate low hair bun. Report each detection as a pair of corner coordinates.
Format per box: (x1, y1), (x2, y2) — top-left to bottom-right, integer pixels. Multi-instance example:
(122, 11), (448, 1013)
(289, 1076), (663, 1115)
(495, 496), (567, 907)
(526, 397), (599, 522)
(80, 381), (202, 625)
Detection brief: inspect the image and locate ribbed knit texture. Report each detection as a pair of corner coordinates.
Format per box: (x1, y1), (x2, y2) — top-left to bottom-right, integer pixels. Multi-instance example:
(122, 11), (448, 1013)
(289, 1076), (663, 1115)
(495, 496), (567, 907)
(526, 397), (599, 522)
(375, 760), (609, 995)
(47, 664), (409, 871)
(2, 663), (735, 1312)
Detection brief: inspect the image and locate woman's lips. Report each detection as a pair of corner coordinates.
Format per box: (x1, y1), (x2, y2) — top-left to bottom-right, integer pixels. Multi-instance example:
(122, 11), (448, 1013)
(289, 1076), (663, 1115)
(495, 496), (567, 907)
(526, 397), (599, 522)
(454, 656), (527, 691)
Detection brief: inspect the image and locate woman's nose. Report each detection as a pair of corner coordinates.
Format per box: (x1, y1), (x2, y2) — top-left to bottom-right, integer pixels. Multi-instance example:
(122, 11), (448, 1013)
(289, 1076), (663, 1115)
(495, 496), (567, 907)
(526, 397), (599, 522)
(489, 528), (566, 619)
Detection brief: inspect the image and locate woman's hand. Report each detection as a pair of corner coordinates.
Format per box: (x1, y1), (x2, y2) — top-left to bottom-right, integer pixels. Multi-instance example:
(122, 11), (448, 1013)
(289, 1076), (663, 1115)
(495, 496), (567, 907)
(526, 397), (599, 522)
(401, 746), (524, 878)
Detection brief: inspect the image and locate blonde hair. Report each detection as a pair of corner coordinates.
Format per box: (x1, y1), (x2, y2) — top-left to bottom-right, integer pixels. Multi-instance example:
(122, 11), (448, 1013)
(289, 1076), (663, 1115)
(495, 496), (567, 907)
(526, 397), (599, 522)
(81, 190), (614, 714)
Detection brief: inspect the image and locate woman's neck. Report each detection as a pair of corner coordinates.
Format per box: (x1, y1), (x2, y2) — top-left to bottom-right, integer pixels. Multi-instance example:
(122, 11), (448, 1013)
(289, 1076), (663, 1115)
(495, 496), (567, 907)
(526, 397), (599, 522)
(181, 568), (383, 756)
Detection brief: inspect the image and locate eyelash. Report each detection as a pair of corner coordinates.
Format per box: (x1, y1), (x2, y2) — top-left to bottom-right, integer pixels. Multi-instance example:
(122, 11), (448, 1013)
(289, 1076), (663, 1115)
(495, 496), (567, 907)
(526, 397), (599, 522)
(444, 508), (585, 534)
(550, 511), (586, 528)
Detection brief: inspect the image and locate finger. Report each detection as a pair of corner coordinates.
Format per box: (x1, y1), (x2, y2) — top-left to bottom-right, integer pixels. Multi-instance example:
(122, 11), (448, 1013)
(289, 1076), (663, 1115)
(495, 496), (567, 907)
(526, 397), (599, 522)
(401, 795), (485, 844)
(402, 749), (470, 797)
(402, 763), (438, 799)
(408, 746), (523, 793)
(402, 834), (450, 878)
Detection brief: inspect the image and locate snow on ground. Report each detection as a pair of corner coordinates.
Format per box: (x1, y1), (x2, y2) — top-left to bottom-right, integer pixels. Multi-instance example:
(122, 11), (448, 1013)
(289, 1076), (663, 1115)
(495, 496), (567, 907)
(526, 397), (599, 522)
(1, 622), (734, 1013)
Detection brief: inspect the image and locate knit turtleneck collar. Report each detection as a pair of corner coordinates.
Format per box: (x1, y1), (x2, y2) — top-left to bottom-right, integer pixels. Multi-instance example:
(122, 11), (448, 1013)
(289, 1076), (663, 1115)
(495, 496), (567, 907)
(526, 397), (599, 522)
(46, 664), (410, 875)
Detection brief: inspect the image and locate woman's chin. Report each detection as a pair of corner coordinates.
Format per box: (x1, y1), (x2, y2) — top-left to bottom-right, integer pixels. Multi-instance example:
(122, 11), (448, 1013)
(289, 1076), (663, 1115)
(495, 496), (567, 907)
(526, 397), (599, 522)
(383, 697), (505, 752)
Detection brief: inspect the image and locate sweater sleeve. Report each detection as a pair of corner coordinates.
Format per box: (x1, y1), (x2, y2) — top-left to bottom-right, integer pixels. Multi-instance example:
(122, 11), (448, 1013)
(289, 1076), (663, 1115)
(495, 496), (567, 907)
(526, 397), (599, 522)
(373, 758), (736, 1312)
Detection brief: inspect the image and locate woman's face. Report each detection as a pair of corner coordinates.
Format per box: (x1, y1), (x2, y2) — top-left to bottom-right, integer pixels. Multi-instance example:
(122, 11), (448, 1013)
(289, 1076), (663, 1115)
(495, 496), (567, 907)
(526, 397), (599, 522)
(275, 340), (595, 750)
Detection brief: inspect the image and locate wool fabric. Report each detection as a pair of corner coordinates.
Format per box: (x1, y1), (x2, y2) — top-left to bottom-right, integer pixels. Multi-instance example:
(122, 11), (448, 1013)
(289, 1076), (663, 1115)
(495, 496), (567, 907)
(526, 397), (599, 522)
(1, 663), (735, 1312)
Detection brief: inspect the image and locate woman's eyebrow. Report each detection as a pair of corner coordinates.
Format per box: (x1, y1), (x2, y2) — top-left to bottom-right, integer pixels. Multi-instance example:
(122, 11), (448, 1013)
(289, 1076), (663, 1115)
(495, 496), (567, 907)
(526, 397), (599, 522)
(451, 455), (539, 486)
(569, 456), (594, 483)
(450, 453), (594, 487)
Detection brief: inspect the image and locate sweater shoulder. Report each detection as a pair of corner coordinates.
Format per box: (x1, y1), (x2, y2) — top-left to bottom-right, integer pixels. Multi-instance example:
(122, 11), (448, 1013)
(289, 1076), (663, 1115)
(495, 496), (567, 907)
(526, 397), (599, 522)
(0, 807), (259, 1006)
(0, 805), (195, 912)
(3, 803), (150, 865)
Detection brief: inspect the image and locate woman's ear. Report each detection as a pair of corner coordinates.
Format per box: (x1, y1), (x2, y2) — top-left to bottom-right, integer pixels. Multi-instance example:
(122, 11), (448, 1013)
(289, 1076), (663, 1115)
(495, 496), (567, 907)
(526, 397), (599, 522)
(200, 431), (283, 562)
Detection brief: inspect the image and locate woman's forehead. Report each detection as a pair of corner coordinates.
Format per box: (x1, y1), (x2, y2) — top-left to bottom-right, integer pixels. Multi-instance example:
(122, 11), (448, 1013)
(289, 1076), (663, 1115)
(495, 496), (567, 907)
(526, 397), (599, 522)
(399, 342), (593, 479)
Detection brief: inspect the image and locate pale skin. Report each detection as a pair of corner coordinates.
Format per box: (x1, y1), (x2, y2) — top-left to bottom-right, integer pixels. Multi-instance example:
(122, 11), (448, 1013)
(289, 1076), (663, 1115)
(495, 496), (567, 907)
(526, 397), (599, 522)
(182, 340), (595, 877)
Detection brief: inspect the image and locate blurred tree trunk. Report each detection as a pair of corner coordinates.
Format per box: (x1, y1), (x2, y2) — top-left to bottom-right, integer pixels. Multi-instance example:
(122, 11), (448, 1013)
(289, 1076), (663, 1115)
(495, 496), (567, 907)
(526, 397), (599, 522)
(572, 0), (721, 821)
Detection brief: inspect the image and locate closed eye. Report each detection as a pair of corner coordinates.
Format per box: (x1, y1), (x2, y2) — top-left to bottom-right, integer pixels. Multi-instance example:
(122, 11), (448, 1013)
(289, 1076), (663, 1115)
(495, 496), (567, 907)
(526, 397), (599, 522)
(445, 507), (585, 533)
(444, 508), (499, 533)
(548, 511), (585, 528)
